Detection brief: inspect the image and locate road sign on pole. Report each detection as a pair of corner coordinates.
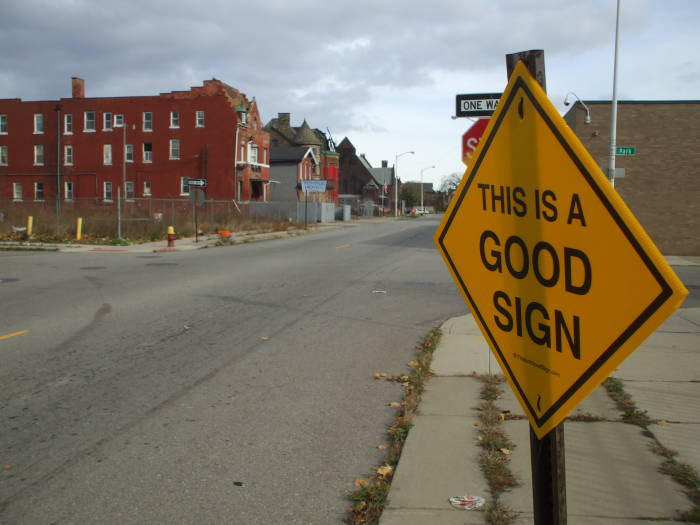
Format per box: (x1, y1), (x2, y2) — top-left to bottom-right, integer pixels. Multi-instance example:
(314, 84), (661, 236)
(615, 146), (636, 156)
(186, 178), (208, 188)
(436, 60), (687, 439)
(462, 118), (490, 166)
(456, 93), (502, 117)
(300, 180), (327, 193)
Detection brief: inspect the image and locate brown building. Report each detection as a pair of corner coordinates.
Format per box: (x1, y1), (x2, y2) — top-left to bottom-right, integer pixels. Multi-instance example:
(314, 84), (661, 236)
(564, 100), (700, 255)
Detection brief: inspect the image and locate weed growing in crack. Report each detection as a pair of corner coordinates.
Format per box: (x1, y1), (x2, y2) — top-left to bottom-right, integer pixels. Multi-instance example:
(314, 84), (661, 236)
(346, 327), (441, 525)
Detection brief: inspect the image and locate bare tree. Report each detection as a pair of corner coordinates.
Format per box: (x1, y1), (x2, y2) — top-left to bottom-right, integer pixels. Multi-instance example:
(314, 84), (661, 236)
(439, 172), (462, 194)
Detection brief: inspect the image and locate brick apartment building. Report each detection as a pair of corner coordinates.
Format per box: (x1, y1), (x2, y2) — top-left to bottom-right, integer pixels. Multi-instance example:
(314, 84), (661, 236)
(0, 77), (270, 208)
(564, 100), (700, 255)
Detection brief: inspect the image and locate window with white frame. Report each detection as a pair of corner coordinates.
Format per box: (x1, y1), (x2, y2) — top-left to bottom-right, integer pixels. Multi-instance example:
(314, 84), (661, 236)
(114, 114), (124, 128)
(125, 181), (134, 200)
(64, 113), (72, 134)
(13, 182), (22, 201)
(240, 111), (248, 126)
(64, 181), (74, 200)
(0, 145), (7, 166)
(169, 139), (180, 160)
(84, 111), (95, 132)
(34, 114), (44, 134)
(0, 114), (7, 134)
(64, 144), (73, 165)
(250, 144), (258, 164)
(103, 112), (113, 131)
(103, 181), (113, 201)
(143, 111), (153, 131)
(170, 111), (180, 128)
(125, 144), (133, 162)
(240, 143), (245, 161)
(103, 144), (112, 165)
(34, 145), (44, 166)
(143, 143), (152, 163)
(180, 177), (190, 195)
(195, 110), (205, 127)
(34, 182), (44, 200)
(143, 181), (152, 196)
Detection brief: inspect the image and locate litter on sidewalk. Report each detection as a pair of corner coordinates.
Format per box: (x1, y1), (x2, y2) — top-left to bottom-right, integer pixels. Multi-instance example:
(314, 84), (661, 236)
(448, 495), (485, 510)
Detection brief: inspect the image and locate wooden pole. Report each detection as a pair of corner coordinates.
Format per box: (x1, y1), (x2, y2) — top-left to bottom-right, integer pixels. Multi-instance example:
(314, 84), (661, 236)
(505, 49), (567, 525)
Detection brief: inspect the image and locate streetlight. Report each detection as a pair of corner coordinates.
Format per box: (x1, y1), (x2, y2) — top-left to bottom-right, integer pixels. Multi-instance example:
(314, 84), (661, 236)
(420, 165), (435, 214)
(563, 92), (592, 124)
(608, 0), (622, 187)
(394, 150), (414, 216)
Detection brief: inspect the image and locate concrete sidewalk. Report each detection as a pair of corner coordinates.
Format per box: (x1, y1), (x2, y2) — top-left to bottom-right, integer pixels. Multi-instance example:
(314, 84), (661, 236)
(381, 257), (699, 524)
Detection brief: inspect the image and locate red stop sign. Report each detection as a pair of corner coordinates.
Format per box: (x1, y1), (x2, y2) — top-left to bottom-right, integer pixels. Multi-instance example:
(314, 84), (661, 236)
(462, 118), (490, 165)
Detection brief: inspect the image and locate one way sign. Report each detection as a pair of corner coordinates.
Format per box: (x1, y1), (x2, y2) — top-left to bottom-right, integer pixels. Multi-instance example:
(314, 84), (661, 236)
(455, 93), (502, 117)
(186, 178), (207, 188)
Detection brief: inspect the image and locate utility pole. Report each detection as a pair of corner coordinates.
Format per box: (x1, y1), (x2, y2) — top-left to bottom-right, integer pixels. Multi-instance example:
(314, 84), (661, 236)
(506, 49), (567, 525)
(608, 0), (621, 187)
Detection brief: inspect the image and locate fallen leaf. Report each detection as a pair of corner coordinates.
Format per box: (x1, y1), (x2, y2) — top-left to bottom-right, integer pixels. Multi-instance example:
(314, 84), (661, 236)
(377, 444), (388, 450)
(354, 478), (370, 488)
(500, 448), (512, 455)
(389, 402), (402, 408)
(372, 372), (389, 379)
(259, 336), (269, 342)
(407, 360), (419, 368)
(376, 465), (393, 479)
(477, 435), (484, 441)
(657, 420), (670, 426)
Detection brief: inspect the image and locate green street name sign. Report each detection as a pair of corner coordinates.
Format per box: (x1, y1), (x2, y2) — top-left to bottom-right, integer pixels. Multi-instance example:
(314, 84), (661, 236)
(616, 146), (636, 156)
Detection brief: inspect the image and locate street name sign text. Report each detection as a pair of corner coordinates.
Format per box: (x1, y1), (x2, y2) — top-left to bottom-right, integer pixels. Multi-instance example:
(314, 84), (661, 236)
(616, 146), (636, 156)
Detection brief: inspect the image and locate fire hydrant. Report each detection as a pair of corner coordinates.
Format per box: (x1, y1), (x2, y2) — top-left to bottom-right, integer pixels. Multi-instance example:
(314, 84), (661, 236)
(167, 225), (176, 247)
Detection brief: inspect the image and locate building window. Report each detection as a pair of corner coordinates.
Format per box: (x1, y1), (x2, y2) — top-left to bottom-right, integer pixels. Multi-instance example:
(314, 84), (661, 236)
(143, 181), (152, 197)
(64, 181), (74, 201)
(64, 144), (73, 165)
(169, 139), (180, 160)
(84, 111), (96, 132)
(34, 114), (44, 134)
(195, 110), (205, 128)
(34, 182), (44, 200)
(0, 145), (7, 166)
(34, 145), (44, 166)
(143, 143), (152, 163)
(0, 114), (7, 134)
(250, 144), (259, 164)
(114, 114), (124, 128)
(263, 148), (267, 164)
(13, 182), (22, 201)
(240, 111), (248, 126)
(103, 112), (113, 131)
(64, 114), (72, 134)
(125, 181), (134, 200)
(143, 112), (153, 131)
(125, 143), (133, 162)
(103, 181), (113, 201)
(180, 177), (190, 196)
(103, 144), (112, 165)
(170, 111), (180, 128)
(240, 144), (245, 161)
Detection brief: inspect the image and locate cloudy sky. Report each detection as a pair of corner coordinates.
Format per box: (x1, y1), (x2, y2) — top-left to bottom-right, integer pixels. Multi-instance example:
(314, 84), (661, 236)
(1, 0), (698, 186)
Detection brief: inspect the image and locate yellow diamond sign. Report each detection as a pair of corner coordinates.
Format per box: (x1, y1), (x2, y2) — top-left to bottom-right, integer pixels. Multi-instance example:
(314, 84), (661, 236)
(435, 62), (688, 438)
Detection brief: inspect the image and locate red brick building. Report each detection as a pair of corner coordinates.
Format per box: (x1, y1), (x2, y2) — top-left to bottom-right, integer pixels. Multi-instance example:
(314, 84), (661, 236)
(0, 77), (269, 207)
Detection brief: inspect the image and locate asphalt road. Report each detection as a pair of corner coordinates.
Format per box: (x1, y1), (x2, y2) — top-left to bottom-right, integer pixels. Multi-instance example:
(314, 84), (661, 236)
(0, 217), (466, 524)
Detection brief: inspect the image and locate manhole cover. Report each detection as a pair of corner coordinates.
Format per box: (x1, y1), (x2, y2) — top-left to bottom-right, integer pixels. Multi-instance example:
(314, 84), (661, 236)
(80, 266), (107, 270)
(0, 278), (19, 283)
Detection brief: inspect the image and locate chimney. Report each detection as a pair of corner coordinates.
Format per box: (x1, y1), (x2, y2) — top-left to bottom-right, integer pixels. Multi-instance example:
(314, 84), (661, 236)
(278, 112), (290, 129)
(381, 160), (388, 168)
(72, 77), (85, 98)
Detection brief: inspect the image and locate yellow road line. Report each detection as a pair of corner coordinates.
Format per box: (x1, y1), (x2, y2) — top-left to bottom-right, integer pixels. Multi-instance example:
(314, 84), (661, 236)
(0, 330), (29, 341)
(336, 243), (351, 249)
